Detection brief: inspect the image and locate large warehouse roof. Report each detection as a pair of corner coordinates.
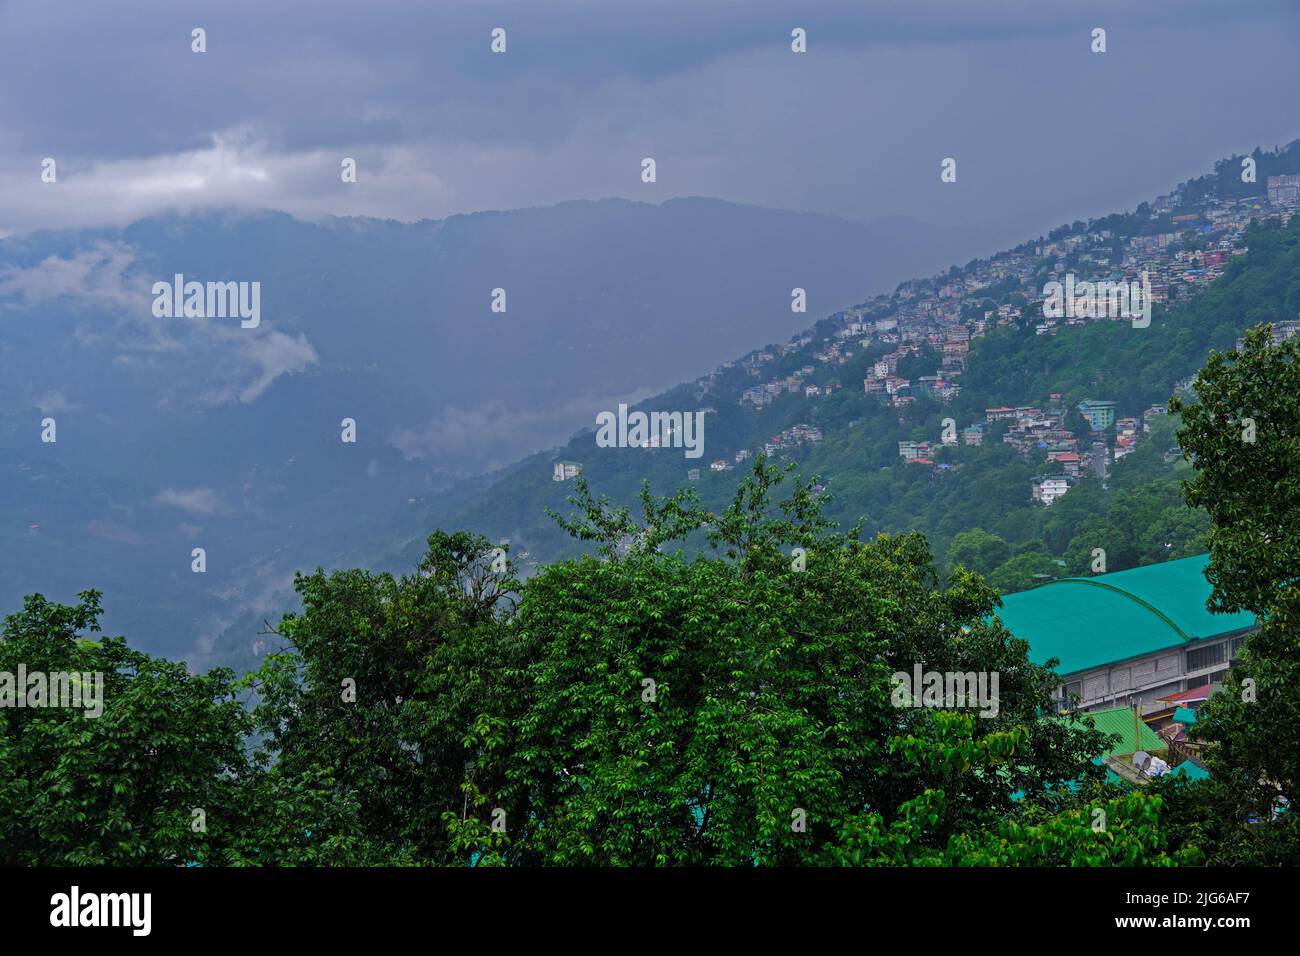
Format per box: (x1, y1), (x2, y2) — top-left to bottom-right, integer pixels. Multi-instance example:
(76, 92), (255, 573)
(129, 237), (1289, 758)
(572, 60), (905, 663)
(995, 554), (1256, 675)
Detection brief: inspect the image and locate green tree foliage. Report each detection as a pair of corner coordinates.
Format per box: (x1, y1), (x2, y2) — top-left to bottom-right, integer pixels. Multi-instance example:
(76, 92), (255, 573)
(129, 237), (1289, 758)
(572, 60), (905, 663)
(895, 345), (941, 382)
(1172, 324), (1300, 616)
(492, 459), (1107, 864)
(244, 530), (528, 865)
(1168, 323), (1300, 863)
(986, 551), (1061, 593)
(10, 455), (1272, 866)
(1177, 142), (1300, 205)
(0, 592), (250, 865)
(945, 528), (1011, 579)
(824, 713), (1198, 866)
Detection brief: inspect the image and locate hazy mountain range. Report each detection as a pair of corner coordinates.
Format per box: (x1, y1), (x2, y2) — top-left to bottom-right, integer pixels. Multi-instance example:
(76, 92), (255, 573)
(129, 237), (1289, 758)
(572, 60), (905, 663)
(0, 197), (952, 662)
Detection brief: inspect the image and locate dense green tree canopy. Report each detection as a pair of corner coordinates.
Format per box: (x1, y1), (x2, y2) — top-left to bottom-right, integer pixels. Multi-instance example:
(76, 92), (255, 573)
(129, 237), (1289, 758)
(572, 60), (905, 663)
(0, 592), (250, 866)
(498, 463), (1105, 864)
(1168, 323), (1300, 862)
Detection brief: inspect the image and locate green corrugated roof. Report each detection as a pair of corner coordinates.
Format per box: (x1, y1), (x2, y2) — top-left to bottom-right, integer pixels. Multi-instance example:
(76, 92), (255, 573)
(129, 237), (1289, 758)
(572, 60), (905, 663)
(995, 554), (1256, 675)
(1071, 706), (1165, 757)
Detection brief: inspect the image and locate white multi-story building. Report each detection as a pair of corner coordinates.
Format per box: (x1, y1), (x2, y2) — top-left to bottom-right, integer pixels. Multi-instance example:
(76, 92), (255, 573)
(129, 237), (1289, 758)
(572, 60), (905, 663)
(1033, 475), (1072, 506)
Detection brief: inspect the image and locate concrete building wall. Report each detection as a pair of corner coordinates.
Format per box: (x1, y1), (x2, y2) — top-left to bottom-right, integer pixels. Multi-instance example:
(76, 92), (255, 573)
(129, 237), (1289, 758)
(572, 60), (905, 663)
(1057, 630), (1252, 713)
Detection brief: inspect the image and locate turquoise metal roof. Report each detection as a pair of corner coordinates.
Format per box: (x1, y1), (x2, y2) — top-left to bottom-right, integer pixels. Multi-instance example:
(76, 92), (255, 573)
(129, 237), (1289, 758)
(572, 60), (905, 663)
(1172, 761), (1210, 781)
(995, 554), (1256, 675)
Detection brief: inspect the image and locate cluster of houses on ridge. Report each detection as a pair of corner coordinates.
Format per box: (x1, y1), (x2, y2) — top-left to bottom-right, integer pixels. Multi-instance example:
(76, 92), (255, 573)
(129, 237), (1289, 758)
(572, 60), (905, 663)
(739, 358), (847, 409)
(731, 181), (1296, 425)
(691, 423), (825, 481)
(894, 397), (1173, 506)
(557, 175), (1299, 484)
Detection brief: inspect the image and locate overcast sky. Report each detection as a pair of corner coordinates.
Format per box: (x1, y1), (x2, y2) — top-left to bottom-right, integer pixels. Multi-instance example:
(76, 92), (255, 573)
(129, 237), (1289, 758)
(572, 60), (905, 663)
(1, 0), (1297, 257)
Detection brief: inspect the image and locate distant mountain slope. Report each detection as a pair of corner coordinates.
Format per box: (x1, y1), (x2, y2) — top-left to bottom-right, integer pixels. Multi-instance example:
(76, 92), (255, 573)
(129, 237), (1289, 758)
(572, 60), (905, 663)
(0, 197), (944, 660)
(397, 150), (1300, 590)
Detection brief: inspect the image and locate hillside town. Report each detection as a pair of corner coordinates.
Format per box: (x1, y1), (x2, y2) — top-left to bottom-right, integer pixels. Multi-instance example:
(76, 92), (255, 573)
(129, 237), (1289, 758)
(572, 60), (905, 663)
(645, 173), (1300, 498)
(561, 173), (1300, 503)
(895, 397), (1176, 506)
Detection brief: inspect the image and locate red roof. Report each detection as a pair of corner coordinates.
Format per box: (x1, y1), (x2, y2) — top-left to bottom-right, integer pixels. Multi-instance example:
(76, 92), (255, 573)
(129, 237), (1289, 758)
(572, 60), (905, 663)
(1156, 684), (1212, 705)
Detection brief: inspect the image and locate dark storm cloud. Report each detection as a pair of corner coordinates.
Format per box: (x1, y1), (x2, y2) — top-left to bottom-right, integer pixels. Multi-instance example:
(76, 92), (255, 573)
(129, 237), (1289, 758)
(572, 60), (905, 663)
(0, 0), (1296, 249)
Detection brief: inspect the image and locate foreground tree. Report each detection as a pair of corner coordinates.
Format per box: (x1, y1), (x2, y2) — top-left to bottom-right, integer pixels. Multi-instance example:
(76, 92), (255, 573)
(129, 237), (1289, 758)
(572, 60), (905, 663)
(1172, 324), (1300, 615)
(494, 459), (1106, 865)
(825, 712), (1199, 866)
(245, 530), (528, 864)
(1170, 323), (1300, 863)
(0, 592), (250, 865)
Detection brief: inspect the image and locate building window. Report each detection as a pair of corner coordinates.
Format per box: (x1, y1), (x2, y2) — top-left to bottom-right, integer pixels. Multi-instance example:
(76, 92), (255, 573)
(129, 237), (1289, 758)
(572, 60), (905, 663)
(1230, 635), (1248, 656)
(1186, 642), (1226, 672)
(1057, 681), (1082, 710)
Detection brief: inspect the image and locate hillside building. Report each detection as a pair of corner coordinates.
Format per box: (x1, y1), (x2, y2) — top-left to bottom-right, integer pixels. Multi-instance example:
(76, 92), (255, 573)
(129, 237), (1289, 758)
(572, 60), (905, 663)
(997, 554), (1255, 715)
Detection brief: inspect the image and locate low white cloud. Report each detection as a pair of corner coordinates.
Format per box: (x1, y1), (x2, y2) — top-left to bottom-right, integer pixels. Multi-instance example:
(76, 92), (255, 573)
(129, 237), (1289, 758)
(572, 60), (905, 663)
(155, 487), (221, 514)
(0, 236), (321, 406)
(0, 241), (146, 311)
(32, 390), (77, 414)
(392, 388), (655, 472)
(194, 328), (320, 405)
(237, 331), (319, 403)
